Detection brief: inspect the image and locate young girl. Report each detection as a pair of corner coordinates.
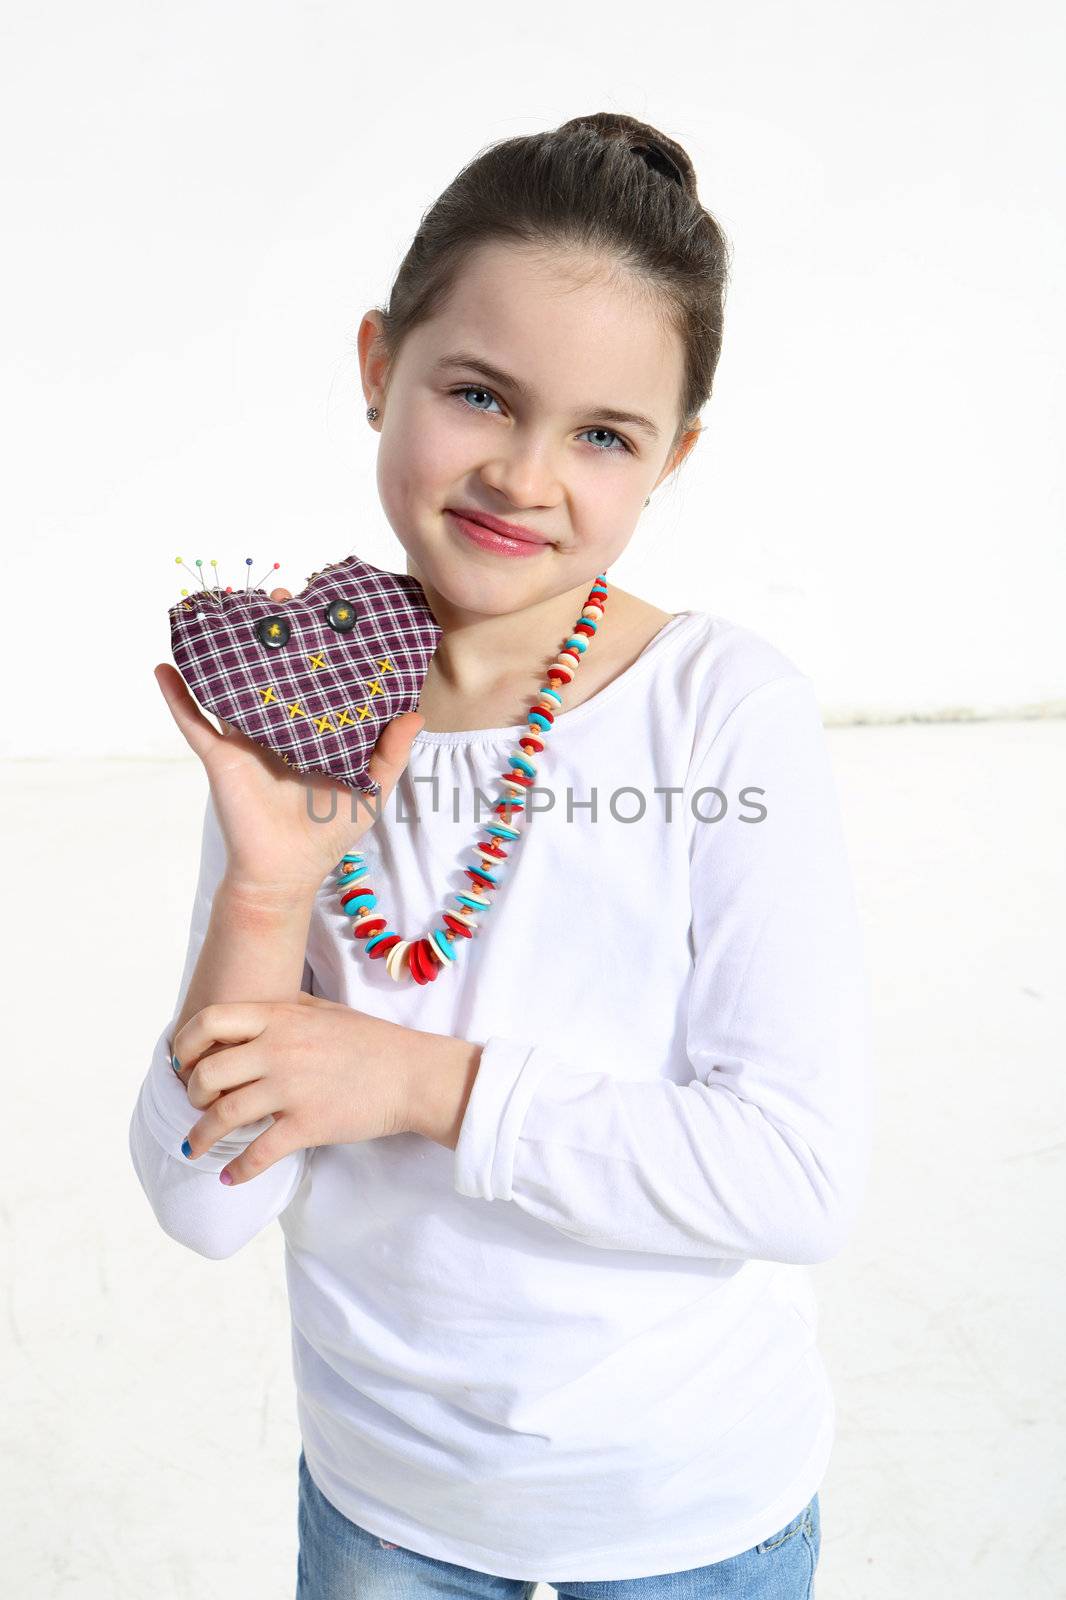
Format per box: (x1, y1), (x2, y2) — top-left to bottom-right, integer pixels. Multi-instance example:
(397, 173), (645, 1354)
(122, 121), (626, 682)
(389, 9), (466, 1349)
(130, 112), (873, 1598)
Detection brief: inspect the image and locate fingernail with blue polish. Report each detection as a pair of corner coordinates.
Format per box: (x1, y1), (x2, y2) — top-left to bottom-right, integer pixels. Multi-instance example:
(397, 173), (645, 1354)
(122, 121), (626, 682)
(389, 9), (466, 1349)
(181, 1137), (193, 1159)
(171, 1055), (181, 1074)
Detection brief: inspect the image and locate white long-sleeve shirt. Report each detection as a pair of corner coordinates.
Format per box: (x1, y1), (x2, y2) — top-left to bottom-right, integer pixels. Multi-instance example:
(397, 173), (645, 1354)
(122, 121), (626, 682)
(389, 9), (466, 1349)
(129, 608), (874, 1583)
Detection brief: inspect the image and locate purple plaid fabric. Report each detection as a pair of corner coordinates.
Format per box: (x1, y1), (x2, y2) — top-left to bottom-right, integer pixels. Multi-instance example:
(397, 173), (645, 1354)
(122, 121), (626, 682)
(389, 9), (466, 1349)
(169, 554), (442, 794)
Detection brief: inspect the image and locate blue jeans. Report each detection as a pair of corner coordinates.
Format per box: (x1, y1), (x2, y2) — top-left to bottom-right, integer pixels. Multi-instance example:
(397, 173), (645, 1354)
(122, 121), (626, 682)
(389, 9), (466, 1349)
(296, 1447), (821, 1598)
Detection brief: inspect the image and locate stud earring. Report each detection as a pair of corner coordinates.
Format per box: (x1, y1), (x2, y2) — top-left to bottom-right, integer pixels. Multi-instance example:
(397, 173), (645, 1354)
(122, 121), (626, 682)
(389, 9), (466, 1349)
(645, 496), (650, 506)
(367, 406), (379, 422)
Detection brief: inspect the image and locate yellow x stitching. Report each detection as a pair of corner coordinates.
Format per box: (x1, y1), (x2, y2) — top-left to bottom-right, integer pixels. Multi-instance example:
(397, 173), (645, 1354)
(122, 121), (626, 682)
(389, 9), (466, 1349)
(376, 658), (393, 674)
(335, 707), (355, 728)
(356, 703), (371, 721)
(367, 679), (384, 698)
(258, 685), (278, 706)
(313, 713), (334, 734)
(286, 701), (306, 719)
(307, 652), (326, 671)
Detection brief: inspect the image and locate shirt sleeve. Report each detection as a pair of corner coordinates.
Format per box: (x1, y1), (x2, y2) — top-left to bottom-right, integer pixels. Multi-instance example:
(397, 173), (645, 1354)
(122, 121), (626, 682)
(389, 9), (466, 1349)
(127, 792), (311, 1260)
(452, 673), (876, 1266)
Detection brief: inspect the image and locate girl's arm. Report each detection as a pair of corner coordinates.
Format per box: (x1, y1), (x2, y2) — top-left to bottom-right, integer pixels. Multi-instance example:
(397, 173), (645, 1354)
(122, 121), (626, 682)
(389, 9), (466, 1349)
(446, 673), (876, 1266)
(128, 794), (314, 1260)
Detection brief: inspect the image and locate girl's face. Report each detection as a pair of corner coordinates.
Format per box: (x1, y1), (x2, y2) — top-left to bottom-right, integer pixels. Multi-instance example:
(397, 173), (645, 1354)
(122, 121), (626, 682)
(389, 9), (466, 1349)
(359, 239), (694, 619)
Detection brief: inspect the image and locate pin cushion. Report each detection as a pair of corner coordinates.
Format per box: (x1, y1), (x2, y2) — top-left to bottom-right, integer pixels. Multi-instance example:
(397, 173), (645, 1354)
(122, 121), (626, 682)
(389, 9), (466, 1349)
(169, 553), (443, 794)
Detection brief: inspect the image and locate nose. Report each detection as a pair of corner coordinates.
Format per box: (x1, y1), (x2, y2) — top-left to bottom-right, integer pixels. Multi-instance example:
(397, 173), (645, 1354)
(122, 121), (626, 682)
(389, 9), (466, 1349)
(478, 431), (562, 509)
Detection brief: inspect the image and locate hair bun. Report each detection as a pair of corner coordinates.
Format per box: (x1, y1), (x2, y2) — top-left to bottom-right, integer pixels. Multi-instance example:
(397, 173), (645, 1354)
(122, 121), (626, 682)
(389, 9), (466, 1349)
(628, 140), (686, 190)
(555, 113), (697, 198)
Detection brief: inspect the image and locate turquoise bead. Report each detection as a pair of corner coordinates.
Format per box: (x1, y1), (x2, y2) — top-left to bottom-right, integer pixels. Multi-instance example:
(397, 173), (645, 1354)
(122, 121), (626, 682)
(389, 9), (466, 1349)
(565, 635), (587, 652)
(455, 894), (490, 912)
(336, 867), (368, 887)
(342, 891), (377, 914)
(537, 686), (563, 706)
(510, 754), (536, 778)
(365, 931), (395, 953)
(469, 864), (499, 887)
(485, 822), (521, 840)
(430, 928), (456, 963)
(341, 852), (365, 864)
(527, 712), (551, 731)
(497, 790), (525, 806)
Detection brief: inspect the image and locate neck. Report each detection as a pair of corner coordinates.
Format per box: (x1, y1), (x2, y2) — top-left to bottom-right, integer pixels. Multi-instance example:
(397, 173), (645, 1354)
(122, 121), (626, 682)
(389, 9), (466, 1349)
(406, 561), (604, 698)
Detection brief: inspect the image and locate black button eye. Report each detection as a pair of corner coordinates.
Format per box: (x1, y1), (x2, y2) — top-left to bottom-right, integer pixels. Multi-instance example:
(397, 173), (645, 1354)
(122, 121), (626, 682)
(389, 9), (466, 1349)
(256, 614), (291, 649)
(324, 597), (358, 633)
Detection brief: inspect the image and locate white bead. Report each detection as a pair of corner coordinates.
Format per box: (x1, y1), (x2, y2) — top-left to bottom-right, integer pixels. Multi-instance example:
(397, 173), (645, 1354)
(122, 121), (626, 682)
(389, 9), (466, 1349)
(386, 940), (412, 981)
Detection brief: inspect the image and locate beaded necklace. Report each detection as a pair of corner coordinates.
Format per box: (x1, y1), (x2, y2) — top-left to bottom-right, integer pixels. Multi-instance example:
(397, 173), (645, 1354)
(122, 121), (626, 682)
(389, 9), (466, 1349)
(334, 573), (609, 984)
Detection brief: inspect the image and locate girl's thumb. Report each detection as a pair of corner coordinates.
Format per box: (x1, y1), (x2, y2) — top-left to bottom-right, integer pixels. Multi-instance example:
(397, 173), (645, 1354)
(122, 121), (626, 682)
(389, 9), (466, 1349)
(364, 710), (425, 795)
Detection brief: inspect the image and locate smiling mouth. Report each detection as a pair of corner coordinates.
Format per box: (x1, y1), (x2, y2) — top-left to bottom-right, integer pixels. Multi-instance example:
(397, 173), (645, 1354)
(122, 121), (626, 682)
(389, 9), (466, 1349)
(445, 508), (553, 546)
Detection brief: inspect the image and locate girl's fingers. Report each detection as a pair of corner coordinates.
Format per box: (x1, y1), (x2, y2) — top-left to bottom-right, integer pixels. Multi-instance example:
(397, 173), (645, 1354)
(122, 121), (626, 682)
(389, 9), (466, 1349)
(171, 1002), (271, 1083)
(154, 662), (225, 763)
(216, 1117), (301, 1187)
(364, 711), (425, 797)
(182, 1079), (284, 1162)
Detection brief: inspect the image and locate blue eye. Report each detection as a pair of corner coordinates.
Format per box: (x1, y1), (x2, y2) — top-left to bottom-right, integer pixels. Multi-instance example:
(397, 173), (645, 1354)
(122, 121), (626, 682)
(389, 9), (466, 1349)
(456, 385), (499, 412)
(581, 427), (630, 454)
(449, 385), (632, 454)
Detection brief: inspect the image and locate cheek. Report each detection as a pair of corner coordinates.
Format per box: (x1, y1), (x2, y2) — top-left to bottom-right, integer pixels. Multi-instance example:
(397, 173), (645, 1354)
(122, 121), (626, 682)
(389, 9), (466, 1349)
(379, 395), (468, 497)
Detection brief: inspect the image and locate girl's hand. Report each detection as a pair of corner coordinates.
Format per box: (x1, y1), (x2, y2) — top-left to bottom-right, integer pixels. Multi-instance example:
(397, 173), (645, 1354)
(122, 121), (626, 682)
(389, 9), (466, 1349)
(173, 989), (427, 1181)
(155, 587), (424, 898)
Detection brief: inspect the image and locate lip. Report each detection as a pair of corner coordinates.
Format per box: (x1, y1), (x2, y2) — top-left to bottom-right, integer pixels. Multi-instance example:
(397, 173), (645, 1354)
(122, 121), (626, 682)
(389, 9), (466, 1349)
(445, 507), (554, 547)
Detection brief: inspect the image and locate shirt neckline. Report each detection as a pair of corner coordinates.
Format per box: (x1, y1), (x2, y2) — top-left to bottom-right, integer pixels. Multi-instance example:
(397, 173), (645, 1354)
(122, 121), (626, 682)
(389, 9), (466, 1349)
(411, 609), (703, 747)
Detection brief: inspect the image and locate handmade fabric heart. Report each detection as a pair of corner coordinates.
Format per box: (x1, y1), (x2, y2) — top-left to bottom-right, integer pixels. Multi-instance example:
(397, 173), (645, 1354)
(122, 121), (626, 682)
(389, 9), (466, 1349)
(169, 554), (442, 795)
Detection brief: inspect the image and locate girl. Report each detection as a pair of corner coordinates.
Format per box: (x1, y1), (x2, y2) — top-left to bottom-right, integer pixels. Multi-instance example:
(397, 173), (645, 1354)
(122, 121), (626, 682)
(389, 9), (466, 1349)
(130, 112), (873, 1598)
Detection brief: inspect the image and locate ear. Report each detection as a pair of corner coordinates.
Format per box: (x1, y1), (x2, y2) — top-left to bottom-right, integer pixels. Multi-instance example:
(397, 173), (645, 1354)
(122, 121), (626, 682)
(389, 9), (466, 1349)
(657, 425), (701, 489)
(358, 311), (390, 414)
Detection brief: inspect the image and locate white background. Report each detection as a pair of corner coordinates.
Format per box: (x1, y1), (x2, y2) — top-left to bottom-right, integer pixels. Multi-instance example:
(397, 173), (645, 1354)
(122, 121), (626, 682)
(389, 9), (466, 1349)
(3, 4), (1063, 1598)
(3, 1), (1064, 763)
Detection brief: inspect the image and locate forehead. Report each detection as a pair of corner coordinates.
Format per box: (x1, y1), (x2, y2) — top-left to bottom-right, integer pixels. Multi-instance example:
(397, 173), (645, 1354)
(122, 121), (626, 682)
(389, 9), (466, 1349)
(409, 239), (682, 422)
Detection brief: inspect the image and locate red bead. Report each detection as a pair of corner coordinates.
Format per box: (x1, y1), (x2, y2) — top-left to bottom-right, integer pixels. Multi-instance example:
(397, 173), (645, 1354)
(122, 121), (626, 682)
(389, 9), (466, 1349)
(413, 938), (440, 981)
(368, 935), (401, 959)
(530, 705), (554, 725)
(520, 737), (544, 754)
(574, 621), (595, 636)
(408, 943), (430, 983)
(443, 913), (474, 938)
(465, 867), (494, 889)
(353, 917), (387, 938)
(501, 770), (534, 787)
(340, 887), (371, 907)
(477, 840), (508, 859)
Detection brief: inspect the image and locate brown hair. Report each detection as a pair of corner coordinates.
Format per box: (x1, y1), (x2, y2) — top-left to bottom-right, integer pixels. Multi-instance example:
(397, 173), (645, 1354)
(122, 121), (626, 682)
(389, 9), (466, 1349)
(374, 112), (732, 467)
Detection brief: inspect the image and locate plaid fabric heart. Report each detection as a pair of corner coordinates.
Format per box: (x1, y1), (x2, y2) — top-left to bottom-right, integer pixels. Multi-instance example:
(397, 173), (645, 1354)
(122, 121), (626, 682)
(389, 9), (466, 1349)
(169, 553), (442, 794)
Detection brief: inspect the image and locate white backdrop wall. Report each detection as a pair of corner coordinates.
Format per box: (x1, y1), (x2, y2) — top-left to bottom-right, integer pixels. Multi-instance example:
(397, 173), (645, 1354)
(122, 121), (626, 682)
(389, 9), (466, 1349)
(3, 1), (1063, 762)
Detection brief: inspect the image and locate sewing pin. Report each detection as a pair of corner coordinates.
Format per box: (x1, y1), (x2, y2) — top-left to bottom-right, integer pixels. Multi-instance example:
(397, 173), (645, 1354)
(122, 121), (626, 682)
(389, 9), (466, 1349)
(252, 561), (282, 591)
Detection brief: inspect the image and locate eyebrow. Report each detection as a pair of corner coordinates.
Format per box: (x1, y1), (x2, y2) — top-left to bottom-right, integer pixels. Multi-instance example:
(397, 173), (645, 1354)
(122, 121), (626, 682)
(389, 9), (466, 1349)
(432, 349), (662, 440)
